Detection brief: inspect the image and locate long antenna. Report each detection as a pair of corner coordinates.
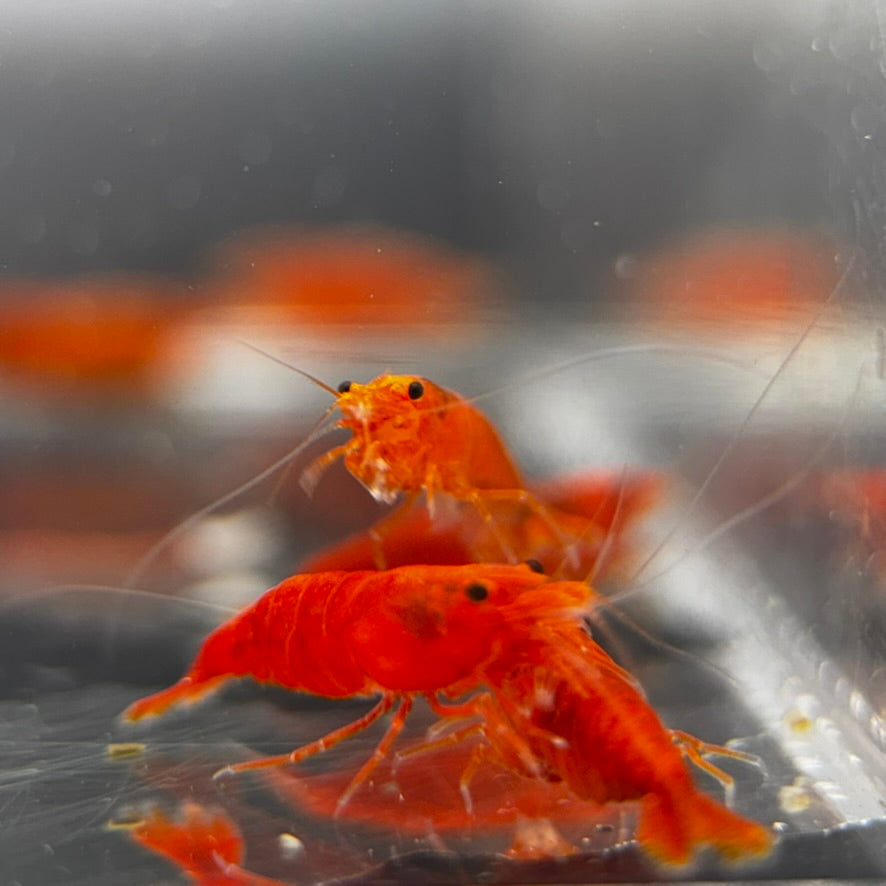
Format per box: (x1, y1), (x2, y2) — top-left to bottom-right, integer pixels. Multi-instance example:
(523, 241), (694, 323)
(123, 405), (339, 588)
(236, 339), (340, 397)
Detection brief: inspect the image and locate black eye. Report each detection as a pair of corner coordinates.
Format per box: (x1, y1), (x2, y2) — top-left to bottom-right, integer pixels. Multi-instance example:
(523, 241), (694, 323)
(465, 583), (489, 602)
(525, 559), (545, 574)
(408, 380), (424, 400)
(337, 380), (352, 393)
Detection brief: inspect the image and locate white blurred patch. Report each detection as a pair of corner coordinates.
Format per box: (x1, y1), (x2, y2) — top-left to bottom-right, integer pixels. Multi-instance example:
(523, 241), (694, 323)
(176, 508), (284, 580)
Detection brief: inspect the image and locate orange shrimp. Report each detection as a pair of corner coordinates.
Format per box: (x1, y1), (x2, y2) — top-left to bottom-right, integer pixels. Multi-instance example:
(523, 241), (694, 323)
(122, 562), (593, 809)
(305, 374), (523, 505)
(301, 372), (647, 571)
(469, 626), (774, 868)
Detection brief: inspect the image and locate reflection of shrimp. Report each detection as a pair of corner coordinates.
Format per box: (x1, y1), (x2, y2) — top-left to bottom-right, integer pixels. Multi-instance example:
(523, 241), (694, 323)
(126, 803), (282, 885)
(122, 562), (593, 810)
(472, 628), (773, 868)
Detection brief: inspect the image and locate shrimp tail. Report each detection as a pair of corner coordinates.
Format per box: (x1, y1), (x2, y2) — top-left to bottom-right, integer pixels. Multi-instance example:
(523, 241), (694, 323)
(122, 674), (228, 722)
(123, 613), (256, 721)
(636, 791), (773, 868)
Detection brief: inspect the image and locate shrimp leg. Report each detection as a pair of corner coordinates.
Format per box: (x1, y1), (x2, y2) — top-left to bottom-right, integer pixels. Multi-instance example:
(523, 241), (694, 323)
(366, 491), (421, 569)
(334, 696), (413, 815)
(216, 692), (398, 778)
(468, 488), (581, 567)
(670, 729), (763, 806)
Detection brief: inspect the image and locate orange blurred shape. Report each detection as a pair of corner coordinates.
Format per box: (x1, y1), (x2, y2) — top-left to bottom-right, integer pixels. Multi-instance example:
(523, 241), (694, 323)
(0, 274), (196, 395)
(621, 229), (840, 332)
(817, 469), (886, 518)
(269, 736), (611, 858)
(129, 803), (282, 886)
(810, 468), (886, 582)
(208, 225), (499, 328)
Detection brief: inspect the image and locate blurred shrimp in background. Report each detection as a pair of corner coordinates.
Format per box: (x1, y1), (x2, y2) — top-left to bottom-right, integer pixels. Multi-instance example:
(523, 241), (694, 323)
(205, 224), (501, 329)
(2, 1), (886, 884)
(616, 227), (842, 339)
(0, 274), (198, 400)
(0, 224), (503, 592)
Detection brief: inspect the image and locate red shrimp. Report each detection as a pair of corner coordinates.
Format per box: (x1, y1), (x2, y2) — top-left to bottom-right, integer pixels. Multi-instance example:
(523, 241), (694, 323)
(121, 562), (771, 868)
(122, 562), (593, 809)
(468, 626), (774, 868)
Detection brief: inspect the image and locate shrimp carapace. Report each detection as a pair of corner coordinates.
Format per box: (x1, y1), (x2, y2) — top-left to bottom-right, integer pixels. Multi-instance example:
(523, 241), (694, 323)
(305, 374), (524, 505)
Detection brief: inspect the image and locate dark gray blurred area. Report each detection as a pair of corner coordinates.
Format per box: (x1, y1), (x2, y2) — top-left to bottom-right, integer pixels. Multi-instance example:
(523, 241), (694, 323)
(0, 0), (865, 299)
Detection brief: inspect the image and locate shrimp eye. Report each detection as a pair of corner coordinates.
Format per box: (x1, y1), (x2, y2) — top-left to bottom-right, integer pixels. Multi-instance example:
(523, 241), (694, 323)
(408, 380), (424, 400)
(465, 583), (489, 602)
(525, 559), (545, 574)
(337, 380), (352, 393)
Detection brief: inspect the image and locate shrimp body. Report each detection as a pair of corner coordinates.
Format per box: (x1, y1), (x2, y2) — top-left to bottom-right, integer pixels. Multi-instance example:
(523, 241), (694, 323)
(121, 563), (771, 866)
(122, 562), (591, 725)
(325, 374), (524, 505)
(304, 373), (659, 572)
(484, 629), (773, 867)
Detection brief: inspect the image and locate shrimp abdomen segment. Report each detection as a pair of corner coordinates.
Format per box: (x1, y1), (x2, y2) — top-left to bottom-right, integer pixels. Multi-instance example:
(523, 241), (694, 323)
(122, 570), (377, 722)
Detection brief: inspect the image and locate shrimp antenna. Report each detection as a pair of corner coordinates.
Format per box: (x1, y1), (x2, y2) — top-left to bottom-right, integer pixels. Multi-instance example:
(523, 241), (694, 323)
(559, 477), (740, 689)
(462, 343), (762, 409)
(123, 403), (340, 589)
(236, 340), (340, 397)
(622, 358), (867, 598)
(626, 246), (859, 588)
(5, 583), (239, 618)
